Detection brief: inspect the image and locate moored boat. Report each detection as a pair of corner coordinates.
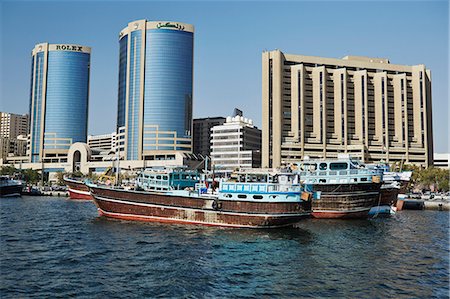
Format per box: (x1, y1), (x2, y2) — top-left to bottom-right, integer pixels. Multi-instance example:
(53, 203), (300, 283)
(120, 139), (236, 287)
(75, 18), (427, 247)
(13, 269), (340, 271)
(292, 157), (383, 219)
(88, 168), (311, 228)
(64, 177), (92, 200)
(383, 171), (412, 194)
(366, 164), (410, 216)
(0, 176), (23, 198)
(378, 182), (400, 206)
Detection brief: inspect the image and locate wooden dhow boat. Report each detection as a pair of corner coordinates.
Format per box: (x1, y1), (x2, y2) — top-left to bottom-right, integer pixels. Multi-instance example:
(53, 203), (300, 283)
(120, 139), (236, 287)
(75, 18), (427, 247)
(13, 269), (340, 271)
(365, 164), (411, 216)
(292, 157), (383, 219)
(87, 168), (311, 228)
(64, 177), (92, 200)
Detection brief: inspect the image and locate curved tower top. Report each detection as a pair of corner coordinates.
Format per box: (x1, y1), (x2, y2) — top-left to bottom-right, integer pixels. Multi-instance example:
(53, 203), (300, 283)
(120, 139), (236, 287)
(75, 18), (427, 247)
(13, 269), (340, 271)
(119, 20), (194, 39)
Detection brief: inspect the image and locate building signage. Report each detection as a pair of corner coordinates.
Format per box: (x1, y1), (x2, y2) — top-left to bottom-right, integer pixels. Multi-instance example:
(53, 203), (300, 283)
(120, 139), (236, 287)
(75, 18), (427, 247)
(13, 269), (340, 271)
(156, 22), (185, 31)
(55, 45), (83, 51)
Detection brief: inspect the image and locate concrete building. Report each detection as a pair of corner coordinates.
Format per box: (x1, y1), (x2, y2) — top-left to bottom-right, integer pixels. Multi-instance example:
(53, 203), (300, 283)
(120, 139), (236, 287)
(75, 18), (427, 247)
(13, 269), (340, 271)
(193, 117), (226, 156)
(262, 50), (433, 168)
(88, 129), (126, 159)
(117, 20), (194, 161)
(29, 43), (91, 163)
(433, 153), (449, 169)
(0, 135), (27, 161)
(210, 116), (261, 176)
(88, 133), (116, 151)
(0, 112), (29, 139)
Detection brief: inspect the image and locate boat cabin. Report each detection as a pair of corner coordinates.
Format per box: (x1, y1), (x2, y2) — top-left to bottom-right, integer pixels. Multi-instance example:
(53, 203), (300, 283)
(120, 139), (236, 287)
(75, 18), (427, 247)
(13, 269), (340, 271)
(292, 158), (383, 185)
(136, 167), (200, 192)
(219, 171), (302, 202)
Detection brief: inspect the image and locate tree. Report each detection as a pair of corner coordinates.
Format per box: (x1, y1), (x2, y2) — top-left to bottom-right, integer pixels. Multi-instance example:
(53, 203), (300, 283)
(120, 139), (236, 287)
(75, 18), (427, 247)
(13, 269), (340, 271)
(55, 171), (68, 185)
(0, 166), (41, 184)
(409, 166), (449, 192)
(0, 166), (16, 176)
(22, 168), (41, 184)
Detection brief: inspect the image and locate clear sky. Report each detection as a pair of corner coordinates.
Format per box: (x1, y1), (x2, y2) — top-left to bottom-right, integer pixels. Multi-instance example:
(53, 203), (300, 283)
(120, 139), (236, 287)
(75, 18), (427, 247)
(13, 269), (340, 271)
(0, 0), (448, 152)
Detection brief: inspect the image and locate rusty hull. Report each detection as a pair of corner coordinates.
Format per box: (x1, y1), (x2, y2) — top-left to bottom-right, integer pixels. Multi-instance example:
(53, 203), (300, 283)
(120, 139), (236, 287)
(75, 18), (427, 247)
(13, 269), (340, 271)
(89, 185), (311, 228)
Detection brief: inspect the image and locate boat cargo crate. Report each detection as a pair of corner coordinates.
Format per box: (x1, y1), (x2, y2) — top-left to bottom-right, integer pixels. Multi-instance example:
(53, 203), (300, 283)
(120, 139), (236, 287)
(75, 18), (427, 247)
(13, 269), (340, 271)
(301, 191), (312, 201)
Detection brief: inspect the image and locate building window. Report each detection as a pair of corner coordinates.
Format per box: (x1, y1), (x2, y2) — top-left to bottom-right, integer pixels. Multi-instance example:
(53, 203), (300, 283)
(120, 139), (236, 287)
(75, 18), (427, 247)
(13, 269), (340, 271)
(381, 77), (386, 139)
(341, 73), (345, 142)
(361, 76), (365, 137)
(319, 71), (323, 142)
(401, 79), (405, 143)
(298, 71), (301, 134)
(268, 58), (273, 168)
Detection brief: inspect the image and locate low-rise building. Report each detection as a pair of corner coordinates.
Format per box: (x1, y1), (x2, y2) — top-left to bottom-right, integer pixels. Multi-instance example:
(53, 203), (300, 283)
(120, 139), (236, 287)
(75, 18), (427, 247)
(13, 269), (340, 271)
(88, 133), (115, 152)
(210, 116), (261, 176)
(193, 117), (226, 156)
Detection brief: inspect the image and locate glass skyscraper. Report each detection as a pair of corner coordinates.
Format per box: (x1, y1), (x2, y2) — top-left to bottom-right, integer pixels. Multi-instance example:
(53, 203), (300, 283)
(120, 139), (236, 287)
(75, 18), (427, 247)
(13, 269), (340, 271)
(117, 20), (194, 161)
(29, 43), (90, 163)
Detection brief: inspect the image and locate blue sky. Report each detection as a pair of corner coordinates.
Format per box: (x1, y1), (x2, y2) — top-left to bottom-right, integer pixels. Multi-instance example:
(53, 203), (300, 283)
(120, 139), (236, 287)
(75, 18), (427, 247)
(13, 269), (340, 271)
(0, 0), (448, 152)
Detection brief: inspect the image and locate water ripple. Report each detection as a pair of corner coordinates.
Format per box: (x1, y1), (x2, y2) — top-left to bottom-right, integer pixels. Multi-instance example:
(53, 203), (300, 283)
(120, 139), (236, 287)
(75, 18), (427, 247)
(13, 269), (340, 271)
(1, 197), (448, 298)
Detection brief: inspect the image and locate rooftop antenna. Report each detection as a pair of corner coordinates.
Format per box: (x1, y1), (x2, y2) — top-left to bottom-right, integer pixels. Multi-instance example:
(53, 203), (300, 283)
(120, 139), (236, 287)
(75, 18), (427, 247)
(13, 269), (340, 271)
(233, 108), (243, 117)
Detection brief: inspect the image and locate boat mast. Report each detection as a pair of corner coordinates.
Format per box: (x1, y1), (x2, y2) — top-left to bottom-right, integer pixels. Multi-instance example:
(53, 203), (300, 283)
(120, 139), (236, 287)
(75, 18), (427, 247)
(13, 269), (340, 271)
(115, 149), (120, 186)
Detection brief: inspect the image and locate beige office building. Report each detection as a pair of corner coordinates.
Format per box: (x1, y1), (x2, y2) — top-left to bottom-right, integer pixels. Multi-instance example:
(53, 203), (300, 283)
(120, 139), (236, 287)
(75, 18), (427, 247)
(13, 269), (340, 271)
(0, 112), (29, 139)
(262, 50), (433, 168)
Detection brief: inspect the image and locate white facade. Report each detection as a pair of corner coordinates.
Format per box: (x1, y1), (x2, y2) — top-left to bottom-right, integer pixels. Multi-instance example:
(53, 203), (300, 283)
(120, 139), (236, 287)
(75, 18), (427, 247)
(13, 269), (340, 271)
(210, 116), (261, 175)
(87, 127), (126, 159)
(88, 133), (115, 151)
(433, 153), (449, 169)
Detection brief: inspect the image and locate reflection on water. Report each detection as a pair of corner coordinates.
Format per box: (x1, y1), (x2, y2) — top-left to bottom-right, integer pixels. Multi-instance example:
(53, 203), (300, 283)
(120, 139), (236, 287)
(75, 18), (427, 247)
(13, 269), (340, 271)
(1, 196), (448, 298)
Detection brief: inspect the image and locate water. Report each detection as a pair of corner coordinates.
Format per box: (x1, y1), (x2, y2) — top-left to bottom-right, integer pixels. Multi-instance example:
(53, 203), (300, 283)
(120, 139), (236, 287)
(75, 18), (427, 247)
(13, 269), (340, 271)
(1, 196), (449, 298)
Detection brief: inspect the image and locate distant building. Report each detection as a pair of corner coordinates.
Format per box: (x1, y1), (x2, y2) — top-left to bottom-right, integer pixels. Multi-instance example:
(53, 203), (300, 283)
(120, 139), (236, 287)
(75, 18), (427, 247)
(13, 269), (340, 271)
(433, 153), (449, 169)
(193, 117), (226, 156)
(88, 130), (126, 159)
(211, 116), (261, 175)
(29, 43), (91, 163)
(0, 135), (27, 161)
(0, 112), (29, 139)
(262, 50), (433, 168)
(88, 133), (115, 152)
(117, 19), (194, 161)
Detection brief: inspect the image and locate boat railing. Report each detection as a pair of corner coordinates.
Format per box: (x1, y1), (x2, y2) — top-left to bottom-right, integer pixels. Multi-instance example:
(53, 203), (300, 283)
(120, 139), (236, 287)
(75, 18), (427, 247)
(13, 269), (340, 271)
(220, 182), (302, 193)
(296, 168), (382, 184)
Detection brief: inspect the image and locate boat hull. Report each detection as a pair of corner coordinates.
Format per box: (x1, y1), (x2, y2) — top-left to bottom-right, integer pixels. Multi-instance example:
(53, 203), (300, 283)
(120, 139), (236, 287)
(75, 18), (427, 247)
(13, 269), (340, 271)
(64, 178), (92, 200)
(89, 186), (311, 228)
(310, 183), (382, 219)
(378, 186), (400, 206)
(0, 184), (23, 197)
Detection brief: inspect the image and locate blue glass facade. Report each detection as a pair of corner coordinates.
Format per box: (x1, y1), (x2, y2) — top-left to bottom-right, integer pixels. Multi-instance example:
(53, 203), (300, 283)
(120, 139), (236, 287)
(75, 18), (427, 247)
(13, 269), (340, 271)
(117, 35), (128, 129)
(120, 21), (194, 160)
(30, 52), (44, 162)
(126, 30), (142, 160)
(143, 29), (193, 151)
(44, 51), (90, 149)
(29, 44), (90, 162)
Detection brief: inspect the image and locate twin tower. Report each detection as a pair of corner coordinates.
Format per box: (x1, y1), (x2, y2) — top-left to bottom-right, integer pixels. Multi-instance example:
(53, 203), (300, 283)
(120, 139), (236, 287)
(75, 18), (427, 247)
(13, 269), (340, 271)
(29, 20), (194, 163)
